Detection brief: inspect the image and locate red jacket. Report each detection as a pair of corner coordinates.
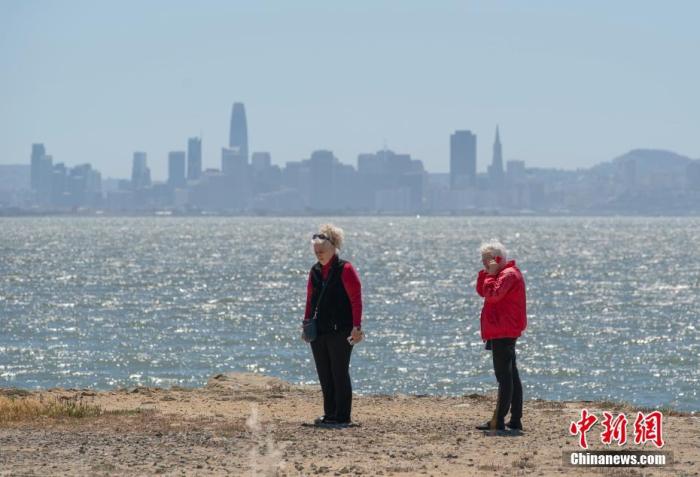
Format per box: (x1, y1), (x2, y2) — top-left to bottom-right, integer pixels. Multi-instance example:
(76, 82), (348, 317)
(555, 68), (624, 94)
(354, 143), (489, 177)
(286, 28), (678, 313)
(476, 260), (527, 340)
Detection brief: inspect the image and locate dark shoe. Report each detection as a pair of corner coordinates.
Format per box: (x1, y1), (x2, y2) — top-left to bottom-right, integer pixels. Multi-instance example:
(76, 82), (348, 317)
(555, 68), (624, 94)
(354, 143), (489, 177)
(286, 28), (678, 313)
(476, 420), (505, 431)
(506, 420), (523, 431)
(322, 420), (353, 429)
(313, 416), (336, 426)
(329, 420), (351, 428)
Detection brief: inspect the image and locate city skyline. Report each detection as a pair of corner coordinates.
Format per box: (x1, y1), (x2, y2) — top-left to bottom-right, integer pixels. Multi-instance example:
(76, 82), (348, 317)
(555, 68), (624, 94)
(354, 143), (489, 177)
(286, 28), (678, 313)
(18, 104), (630, 186)
(14, 103), (700, 185)
(17, 101), (700, 216)
(5, 99), (699, 182)
(1, 1), (698, 178)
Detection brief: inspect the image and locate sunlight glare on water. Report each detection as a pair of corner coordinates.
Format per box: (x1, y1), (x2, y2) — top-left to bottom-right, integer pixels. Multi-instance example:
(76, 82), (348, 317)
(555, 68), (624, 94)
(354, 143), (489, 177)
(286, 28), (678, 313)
(1, 216), (698, 411)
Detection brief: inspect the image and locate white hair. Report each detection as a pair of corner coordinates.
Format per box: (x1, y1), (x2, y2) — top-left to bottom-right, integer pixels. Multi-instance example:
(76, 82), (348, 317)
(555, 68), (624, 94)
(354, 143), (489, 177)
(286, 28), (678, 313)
(480, 239), (507, 259)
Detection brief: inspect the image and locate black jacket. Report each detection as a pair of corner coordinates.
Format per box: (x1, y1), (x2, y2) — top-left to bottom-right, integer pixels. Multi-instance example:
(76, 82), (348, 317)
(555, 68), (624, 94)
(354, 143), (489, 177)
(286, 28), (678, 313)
(309, 258), (353, 334)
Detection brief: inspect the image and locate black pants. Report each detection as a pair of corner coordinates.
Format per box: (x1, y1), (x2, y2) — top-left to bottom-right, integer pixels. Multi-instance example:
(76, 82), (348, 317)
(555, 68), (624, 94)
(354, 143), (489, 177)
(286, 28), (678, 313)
(491, 338), (523, 424)
(310, 331), (353, 422)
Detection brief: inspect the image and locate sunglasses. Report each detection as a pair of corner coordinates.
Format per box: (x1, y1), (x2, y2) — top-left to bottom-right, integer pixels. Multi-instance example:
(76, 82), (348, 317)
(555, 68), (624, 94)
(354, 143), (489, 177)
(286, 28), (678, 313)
(312, 233), (335, 245)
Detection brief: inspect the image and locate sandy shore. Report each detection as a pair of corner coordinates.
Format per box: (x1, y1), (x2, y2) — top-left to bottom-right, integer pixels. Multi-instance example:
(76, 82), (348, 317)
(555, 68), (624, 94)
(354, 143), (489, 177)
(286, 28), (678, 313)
(0, 373), (697, 476)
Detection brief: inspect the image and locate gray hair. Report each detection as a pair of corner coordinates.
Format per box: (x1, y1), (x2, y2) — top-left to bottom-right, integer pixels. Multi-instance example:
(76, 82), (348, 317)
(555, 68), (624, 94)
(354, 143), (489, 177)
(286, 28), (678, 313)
(311, 223), (344, 250)
(480, 239), (507, 259)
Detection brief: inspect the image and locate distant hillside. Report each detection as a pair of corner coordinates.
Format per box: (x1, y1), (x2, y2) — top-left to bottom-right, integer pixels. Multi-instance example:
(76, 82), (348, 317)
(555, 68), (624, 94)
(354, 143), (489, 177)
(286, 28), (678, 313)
(592, 149), (695, 176)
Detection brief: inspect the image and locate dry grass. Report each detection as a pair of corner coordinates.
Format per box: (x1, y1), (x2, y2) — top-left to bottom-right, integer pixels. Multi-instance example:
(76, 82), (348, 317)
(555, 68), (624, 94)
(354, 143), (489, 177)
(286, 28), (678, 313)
(589, 400), (694, 417)
(102, 408), (154, 417)
(637, 405), (693, 417)
(477, 463), (500, 471)
(0, 395), (102, 422)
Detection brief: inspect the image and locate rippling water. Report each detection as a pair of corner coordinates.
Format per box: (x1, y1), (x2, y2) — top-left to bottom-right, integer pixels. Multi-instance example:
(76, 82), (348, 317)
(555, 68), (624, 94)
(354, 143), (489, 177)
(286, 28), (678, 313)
(1, 217), (698, 411)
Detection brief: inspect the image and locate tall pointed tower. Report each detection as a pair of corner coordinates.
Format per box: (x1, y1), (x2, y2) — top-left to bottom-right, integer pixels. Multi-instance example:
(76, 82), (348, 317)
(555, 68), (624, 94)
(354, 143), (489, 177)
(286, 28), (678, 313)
(229, 102), (249, 163)
(489, 125), (504, 184)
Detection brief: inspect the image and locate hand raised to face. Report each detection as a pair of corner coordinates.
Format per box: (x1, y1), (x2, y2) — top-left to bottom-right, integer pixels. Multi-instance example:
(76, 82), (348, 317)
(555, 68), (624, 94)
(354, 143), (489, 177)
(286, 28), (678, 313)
(482, 253), (502, 275)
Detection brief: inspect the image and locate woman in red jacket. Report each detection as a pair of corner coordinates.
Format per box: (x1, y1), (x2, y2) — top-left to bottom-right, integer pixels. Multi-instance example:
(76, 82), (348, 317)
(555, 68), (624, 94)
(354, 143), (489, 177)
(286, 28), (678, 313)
(475, 240), (527, 431)
(303, 224), (363, 427)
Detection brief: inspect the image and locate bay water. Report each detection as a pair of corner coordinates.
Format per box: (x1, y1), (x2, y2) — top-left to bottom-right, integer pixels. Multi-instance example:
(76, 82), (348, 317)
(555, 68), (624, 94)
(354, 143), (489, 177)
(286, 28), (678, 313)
(1, 217), (698, 411)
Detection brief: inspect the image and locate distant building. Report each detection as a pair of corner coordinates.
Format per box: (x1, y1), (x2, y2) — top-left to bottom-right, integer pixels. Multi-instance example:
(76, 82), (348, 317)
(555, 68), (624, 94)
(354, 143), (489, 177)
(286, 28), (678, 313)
(251, 152), (272, 172)
(229, 102), (249, 163)
(357, 149), (426, 212)
(282, 160), (310, 203)
(250, 152), (281, 195)
(505, 160), (528, 209)
(0, 165), (30, 198)
(334, 162), (361, 211)
(488, 126), (505, 185)
(506, 160), (526, 184)
(221, 147), (251, 209)
(450, 130), (477, 189)
(68, 164), (102, 207)
(29, 144), (53, 204)
(30, 143), (46, 191)
(51, 162), (68, 206)
(187, 137), (202, 181)
(309, 150), (336, 210)
(131, 152), (151, 190)
(375, 187), (411, 213)
(251, 188), (305, 213)
(221, 147), (246, 175)
(105, 189), (135, 211)
(428, 187), (478, 212)
(168, 151), (187, 188)
(47, 162), (101, 208)
(38, 155), (54, 205)
(189, 169), (229, 210)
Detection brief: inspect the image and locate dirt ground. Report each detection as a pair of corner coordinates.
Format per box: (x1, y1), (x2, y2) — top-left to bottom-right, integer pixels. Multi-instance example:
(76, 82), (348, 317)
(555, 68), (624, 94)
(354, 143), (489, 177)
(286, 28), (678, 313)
(0, 373), (697, 476)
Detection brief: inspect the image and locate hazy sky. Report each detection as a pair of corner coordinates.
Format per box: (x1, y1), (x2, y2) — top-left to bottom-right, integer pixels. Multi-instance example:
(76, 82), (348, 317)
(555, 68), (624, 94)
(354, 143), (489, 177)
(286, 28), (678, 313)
(1, 1), (698, 179)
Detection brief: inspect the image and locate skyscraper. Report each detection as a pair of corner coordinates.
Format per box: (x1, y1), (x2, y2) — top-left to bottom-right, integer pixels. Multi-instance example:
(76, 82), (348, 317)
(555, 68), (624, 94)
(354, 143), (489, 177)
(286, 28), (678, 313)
(30, 143), (53, 204)
(51, 162), (67, 206)
(229, 102), (248, 163)
(131, 152), (151, 190)
(187, 137), (202, 181)
(168, 151), (186, 188)
(30, 143), (46, 191)
(489, 126), (504, 184)
(450, 130), (477, 189)
(221, 147), (251, 209)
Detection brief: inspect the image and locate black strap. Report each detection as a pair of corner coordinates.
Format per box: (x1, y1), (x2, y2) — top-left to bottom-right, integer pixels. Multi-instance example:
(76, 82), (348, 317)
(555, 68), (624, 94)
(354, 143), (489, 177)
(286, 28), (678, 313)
(312, 264), (336, 320)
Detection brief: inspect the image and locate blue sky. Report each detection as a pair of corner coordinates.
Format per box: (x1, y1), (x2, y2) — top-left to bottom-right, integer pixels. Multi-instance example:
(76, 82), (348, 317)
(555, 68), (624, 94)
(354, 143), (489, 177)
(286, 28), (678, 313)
(1, 0), (698, 179)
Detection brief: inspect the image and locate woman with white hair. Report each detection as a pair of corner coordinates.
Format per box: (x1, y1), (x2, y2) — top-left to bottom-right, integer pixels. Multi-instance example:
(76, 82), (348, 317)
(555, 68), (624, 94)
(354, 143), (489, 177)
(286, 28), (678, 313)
(475, 239), (527, 432)
(302, 224), (363, 427)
